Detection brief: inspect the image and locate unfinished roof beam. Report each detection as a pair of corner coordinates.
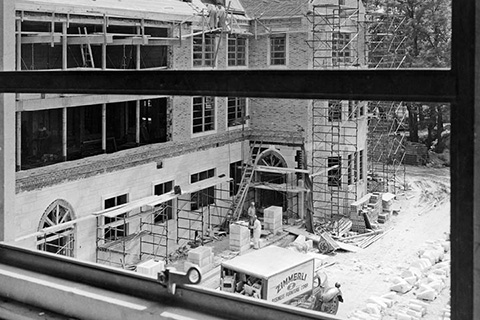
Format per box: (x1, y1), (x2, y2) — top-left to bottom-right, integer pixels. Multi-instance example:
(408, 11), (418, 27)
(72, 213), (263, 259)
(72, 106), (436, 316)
(19, 32), (61, 44)
(16, 11), (176, 29)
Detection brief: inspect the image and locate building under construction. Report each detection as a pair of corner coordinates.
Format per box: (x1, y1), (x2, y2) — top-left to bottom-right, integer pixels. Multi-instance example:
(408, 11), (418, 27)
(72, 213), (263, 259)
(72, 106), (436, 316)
(3, 0), (406, 269)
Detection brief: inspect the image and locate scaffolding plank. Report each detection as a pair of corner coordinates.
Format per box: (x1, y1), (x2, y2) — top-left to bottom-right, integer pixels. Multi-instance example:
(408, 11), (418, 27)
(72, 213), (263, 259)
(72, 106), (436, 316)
(250, 182), (308, 193)
(182, 176), (232, 194)
(94, 195), (158, 218)
(255, 165), (309, 174)
(67, 34), (113, 45)
(21, 34), (61, 44)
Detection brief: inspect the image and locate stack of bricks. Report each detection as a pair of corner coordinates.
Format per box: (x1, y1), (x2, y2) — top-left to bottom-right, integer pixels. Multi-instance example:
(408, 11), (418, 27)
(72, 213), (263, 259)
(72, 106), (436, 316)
(367, 192), (382, 224)
(263, 206), (283, 234)
(350, 194), (371, 233)
(184, 246), (214, 276)
(229, 223), (250, 253)
(378, 193), (395, 224)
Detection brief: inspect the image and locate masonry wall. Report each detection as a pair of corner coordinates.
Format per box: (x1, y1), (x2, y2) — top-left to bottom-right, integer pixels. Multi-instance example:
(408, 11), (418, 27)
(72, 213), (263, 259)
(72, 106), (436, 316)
(247, 18), (310, 136)
(14, 143), (243, 263)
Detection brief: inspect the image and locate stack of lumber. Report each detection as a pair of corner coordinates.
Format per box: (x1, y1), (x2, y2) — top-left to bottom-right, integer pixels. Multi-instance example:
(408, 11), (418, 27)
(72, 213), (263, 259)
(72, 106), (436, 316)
(334, 217), (353, 237)
(339, 228), (392, 249)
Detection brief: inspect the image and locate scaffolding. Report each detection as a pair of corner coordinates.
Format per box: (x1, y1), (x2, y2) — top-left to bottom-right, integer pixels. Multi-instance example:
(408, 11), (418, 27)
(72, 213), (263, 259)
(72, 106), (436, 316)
(365, 8), (409, 193)
(307, 2), (363, 225)
(95, 194), (178, 269)
(365, 9), (408, 69)
(308, 1), (361, 69)
(367, 101), (407, 193)
(176, 182), (232, 245)
(95, 178), (233, 268)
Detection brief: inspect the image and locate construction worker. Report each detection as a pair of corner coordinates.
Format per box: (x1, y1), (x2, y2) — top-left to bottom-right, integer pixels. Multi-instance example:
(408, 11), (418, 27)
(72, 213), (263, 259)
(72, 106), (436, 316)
(247, 202), (256, 218)
(217, 4), (226, 29)
(206, 3), (217, 29)
(250, 215), (262, 249)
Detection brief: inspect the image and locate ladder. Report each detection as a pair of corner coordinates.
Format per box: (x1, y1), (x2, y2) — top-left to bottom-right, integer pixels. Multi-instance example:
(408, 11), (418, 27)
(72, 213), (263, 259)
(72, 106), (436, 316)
(223, 141), (263, 229)
(78, 27), (95, 68)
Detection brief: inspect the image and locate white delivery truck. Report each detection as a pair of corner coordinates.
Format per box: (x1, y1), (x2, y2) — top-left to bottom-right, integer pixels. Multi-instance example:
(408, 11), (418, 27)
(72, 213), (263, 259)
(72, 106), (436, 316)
(220, 246), (342, 314)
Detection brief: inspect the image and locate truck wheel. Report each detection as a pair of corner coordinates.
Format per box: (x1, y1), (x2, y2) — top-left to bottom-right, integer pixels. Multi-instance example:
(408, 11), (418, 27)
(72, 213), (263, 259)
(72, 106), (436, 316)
(319, 296), (339, 315)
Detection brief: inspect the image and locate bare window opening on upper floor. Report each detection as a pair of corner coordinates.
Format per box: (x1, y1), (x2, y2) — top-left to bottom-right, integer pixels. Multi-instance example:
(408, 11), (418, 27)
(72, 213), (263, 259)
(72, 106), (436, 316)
(327, 156), (342, 187)
(227, 97), (247, 127)
(18, 20), (168, 70)
(18, 97), (170, 170)
(328, 100), (342, 122)
(20, 109), (64, 170)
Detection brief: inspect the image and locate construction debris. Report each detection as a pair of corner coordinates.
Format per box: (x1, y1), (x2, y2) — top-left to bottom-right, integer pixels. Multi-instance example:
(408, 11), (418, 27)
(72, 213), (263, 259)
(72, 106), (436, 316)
(339, 228), (392, 249)
(285, 226), (340, 254)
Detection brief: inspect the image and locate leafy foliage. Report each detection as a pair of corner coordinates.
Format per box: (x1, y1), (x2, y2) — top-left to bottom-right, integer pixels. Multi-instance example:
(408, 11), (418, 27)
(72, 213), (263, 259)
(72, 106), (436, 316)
(365, 0), (451, 153)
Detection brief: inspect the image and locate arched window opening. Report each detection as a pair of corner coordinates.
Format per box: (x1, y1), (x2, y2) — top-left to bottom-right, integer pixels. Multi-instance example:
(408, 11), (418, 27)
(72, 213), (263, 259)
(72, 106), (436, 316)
(36, 199), (76, 257)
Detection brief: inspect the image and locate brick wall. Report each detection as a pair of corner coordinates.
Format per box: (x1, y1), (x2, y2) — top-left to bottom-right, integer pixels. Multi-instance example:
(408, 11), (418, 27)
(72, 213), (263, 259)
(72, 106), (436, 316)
(249, 98), (309, 133)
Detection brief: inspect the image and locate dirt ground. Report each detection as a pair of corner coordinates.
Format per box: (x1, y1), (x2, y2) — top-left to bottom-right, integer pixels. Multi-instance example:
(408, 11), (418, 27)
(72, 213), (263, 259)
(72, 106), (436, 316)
(179, 165), (451, 319)
(326, 165), (451, 319)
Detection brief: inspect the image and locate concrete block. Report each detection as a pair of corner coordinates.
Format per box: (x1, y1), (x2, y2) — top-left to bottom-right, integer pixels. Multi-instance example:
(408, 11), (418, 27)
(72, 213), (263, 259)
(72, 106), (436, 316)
(408, 303), (426, 315)
(365, 303), (381, 315)
(416, 285), (437, 301)
(381, 292), (397, 300)
(395, 313), (412, 320)
(136, 259), (165, 278)
(230, 223), (249, 236)
(188, 246), (212, 262)
(188, 253), (213, 268)
(411, 258), (432, 271)
(409, 299), (429, 308)
(406, 309), (422, 319)
(390, 279), (412, 293)
(404, 276), (417, 285)
(366, 296), (387, 309)
(264, 206), (282, 218)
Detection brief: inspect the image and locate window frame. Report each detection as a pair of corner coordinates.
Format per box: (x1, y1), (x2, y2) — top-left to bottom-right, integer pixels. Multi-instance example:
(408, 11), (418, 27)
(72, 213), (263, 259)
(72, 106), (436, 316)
(227, 97), (247, 128)
(328, 100), (342, 122)
(192, 32), (216, 68)
(153, 180), (174, 223)
(268, 33), (287, 66)
(332, 32), (351, 66)
(227, 35), (247, 67)
(327, 156), (341, 187)
(102, 193), (129, 241)
(190, 168), (216, 211)
(192, 96), (216, 135)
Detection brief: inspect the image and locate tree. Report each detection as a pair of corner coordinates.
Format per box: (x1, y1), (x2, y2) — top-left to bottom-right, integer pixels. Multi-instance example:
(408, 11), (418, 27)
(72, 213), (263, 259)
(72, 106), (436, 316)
(365, 0), (451, 149)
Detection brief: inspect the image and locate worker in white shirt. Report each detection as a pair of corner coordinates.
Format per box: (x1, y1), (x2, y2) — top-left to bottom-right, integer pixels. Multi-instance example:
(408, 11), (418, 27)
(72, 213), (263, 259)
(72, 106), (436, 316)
(250, 215), (262, 249)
